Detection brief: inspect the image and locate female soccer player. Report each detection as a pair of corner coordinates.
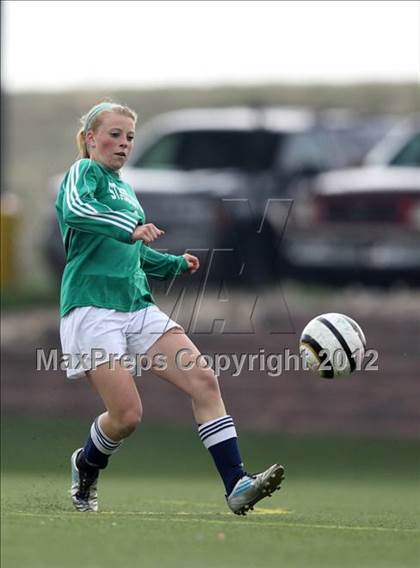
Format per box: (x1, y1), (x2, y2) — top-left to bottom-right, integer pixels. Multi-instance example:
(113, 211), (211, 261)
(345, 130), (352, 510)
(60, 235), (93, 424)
(56, 101), (284, 515)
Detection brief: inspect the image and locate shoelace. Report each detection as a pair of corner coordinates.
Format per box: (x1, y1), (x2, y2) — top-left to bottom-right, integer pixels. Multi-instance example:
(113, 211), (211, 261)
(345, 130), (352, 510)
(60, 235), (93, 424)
(77, 470), (98, 500)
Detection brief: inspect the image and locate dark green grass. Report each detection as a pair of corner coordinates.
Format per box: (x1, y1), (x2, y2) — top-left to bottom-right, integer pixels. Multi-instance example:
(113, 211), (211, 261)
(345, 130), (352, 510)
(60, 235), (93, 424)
(1, 419), (419, 568)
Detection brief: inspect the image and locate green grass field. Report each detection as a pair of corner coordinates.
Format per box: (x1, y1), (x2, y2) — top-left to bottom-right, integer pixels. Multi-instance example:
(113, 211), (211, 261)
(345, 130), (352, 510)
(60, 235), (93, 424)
(1, 418), (419, 568)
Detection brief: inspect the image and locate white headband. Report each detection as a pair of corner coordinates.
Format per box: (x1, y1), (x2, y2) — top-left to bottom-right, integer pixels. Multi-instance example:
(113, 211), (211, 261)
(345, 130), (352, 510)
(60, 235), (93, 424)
(83, 102), (116, 133)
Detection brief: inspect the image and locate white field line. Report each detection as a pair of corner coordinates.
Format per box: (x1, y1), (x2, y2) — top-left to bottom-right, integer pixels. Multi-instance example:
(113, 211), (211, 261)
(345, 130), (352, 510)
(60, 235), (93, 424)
(3, 510), (419, 534)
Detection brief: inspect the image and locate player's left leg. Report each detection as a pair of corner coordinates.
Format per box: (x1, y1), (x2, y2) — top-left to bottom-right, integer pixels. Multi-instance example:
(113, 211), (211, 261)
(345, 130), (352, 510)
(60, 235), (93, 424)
(146, 329), (285, 514)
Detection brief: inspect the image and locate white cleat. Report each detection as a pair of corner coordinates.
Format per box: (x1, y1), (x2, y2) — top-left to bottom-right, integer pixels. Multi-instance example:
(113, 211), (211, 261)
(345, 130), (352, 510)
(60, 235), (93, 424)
(70, 448), (99, 512)
(226, 464), (285, 515)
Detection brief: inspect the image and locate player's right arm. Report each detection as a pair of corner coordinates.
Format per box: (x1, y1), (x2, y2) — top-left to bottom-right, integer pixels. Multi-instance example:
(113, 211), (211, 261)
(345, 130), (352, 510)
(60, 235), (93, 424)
(60, 159), (140, 243)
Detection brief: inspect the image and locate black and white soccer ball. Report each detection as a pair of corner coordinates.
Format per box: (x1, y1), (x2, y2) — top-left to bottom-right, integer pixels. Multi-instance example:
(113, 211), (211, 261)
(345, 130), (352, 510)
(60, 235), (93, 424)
(299, 313), (366, 378)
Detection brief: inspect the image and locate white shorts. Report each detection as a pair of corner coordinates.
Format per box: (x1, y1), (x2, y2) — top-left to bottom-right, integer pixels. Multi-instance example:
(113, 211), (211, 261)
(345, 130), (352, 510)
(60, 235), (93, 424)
(59, 305), (182, 379)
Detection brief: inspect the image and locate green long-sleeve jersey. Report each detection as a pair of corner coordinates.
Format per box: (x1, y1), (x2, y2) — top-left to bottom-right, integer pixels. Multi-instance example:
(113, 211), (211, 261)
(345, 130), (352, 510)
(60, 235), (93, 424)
(56, 159), (188, 317)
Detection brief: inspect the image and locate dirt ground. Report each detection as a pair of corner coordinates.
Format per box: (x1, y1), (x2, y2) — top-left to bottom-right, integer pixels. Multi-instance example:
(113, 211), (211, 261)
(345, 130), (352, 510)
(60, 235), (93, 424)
(2, 285), (419, 439)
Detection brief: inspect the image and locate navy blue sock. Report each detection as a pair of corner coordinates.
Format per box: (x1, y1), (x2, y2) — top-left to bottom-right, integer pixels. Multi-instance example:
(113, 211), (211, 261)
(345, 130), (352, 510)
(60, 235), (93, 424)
(80, 417), (122, 470)
(82, 436), (109, 469)
(198, 415), (245, 495)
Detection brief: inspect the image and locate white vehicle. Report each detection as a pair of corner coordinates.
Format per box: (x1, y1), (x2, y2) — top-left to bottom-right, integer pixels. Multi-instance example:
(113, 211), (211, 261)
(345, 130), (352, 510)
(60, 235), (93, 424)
(284, 115), (420, 284)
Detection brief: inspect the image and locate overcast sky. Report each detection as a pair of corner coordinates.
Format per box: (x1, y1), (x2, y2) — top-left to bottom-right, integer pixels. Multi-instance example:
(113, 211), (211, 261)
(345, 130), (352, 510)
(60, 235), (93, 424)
(3, 0), (419, 92)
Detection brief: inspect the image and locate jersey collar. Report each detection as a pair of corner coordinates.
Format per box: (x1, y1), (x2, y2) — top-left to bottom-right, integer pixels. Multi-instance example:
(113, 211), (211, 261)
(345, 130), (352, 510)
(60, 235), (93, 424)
(94, 160), (121, 179)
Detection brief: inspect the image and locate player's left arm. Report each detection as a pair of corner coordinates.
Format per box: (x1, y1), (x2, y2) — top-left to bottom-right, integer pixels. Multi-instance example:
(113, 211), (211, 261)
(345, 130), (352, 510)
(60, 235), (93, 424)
(140, 246), (199, 280)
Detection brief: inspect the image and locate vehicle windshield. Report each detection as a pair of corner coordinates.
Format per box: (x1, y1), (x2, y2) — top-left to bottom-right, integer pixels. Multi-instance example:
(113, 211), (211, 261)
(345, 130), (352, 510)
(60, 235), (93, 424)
(365, 119), (420, 167)
(389, 132), (420, 166)
(135, 130), (281, 172)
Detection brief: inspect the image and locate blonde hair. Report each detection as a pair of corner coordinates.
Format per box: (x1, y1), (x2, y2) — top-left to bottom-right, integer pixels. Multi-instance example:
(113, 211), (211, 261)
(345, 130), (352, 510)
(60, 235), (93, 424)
(76, 100), (138, 159)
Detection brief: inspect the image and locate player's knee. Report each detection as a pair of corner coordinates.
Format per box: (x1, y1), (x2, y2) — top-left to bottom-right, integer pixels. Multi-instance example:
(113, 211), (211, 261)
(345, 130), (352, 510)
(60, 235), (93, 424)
(116, 407), (142, 437)
(191, 367), (222, 403)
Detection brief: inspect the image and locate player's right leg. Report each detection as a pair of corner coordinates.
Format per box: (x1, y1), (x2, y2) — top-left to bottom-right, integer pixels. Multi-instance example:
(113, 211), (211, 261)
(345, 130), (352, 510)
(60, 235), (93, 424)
(71, 362), (142, 512)
(60, 307), (142, 512)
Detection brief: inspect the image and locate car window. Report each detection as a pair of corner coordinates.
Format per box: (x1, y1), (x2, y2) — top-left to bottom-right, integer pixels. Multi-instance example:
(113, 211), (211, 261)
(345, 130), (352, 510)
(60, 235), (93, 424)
(389, 132), (420, 166)
(135, 133), (182, 169)
(177, 130), (279, 171)
(135, 130), (280, 171)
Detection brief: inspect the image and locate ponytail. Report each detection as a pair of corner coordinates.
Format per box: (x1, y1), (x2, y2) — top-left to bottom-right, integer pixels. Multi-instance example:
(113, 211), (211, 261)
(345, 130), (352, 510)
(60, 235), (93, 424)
(76, 128), (89, 159)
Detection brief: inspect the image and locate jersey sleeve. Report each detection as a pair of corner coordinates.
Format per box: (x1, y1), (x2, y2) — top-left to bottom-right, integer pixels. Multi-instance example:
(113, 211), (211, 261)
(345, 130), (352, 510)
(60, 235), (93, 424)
(60, 160), (140, 243)
(140, 245), (189, 280)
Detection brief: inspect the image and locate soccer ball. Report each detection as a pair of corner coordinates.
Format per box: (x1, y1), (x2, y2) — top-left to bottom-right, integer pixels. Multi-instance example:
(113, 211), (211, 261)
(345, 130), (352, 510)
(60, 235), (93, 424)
(299, 313), (366, 378)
